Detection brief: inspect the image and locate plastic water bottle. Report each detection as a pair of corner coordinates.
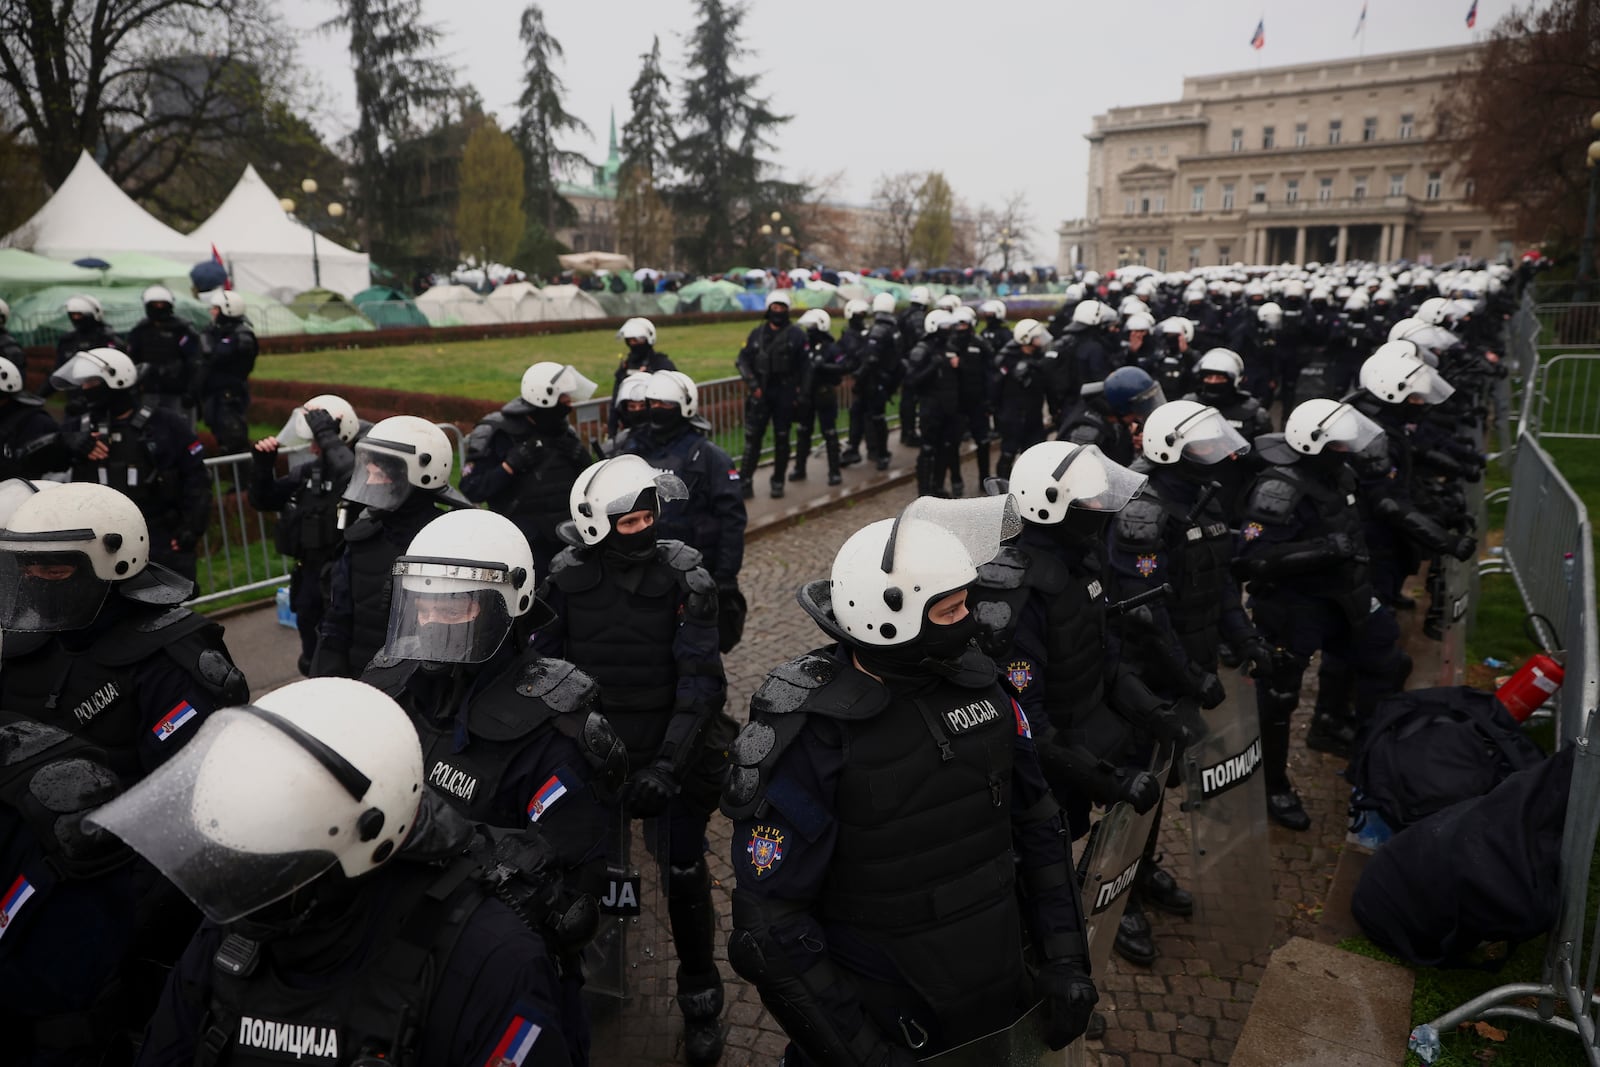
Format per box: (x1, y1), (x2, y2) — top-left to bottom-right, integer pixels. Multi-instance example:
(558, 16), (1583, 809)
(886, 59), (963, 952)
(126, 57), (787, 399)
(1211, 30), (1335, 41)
(1563, 552), (1576, 589)
(1409, 1024), (1442, 1064)
(1483, 657), (1509, 669)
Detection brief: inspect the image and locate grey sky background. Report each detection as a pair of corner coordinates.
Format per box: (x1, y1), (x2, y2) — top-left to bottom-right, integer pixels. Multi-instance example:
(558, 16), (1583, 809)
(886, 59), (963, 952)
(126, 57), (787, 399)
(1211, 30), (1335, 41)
(277, 0), (1497, 264)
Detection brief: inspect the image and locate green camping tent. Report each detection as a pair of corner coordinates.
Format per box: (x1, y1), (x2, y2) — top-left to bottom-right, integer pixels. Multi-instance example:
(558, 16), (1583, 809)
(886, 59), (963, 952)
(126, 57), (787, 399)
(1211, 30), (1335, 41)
(677, 278), (746, 313)
(352, 285), (429, 329)
(7, 284), (212, 345)
(96, 252), (197, 288)
(0, 249), (102, 302)
(289, 289), (375, 333)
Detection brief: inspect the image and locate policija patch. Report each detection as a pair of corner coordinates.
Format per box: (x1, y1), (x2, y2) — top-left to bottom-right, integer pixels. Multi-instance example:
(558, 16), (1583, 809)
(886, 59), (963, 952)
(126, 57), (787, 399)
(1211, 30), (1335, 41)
(746, 826), (787, 877)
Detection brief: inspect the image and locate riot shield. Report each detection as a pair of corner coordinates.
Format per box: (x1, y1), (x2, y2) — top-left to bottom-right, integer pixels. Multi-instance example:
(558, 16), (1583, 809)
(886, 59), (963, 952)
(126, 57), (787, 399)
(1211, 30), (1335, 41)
(586, 812), (673, 1062)
(1076, 747), (1174, 981)
(1294, 352), (1341, 401)
(582, 808), (643, 1000)
(921, 1004), (1049, 1065)
(1180, 667), (1274, 975)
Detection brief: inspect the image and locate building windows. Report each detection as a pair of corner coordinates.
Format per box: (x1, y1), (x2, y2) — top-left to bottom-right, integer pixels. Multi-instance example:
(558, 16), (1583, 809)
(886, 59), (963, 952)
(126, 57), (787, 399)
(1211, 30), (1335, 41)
(1262, 126), (1276, 149)
(1154, 195), (1166, 214)
(1230, 128), (1244, 151)
(1399, 113), (1415, 139)
(1285, 178), (1300, 203)
(1388, 173), (1406, 197)
(1362, 116), (1379, 142)
(1457, 238), (1473, 257)
(1221, 183), (1236, 210)
(1328, 119), (1342, 144)
(1464, 178), (1476, 199)
(1191, 183), (1206, 211)
(1294, 122), (1308, 146)
(1353, 176), (1368, 200)
(1157, 247), (1169, 270)
(1425, 170), (1442, 200)
(1217, 245), (1231, 264)
(1252, 182), (1267, 204)
(1128, 146), (1138, 160)
(1318, 177), (1334, 201)
(1137, 247), (1147, 262)
(1188, 246), (1202, 268)
(1125, 196), (1137, 215)
(1159, 144), (1169, 157)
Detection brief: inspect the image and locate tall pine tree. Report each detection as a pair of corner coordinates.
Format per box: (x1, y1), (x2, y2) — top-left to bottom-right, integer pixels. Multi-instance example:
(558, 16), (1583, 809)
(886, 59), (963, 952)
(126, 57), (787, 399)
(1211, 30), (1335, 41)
(620, 36), (674, 184)
(669, 0), (789, 271)
(515, 3), (591, 235)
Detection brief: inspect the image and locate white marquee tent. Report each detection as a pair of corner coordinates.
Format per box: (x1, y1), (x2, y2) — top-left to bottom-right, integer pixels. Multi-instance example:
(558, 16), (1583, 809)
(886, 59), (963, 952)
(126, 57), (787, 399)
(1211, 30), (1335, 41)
(1, 151), (207, 265)
(191, 165), (370, 301)
(414, 284), (506, 327)
(485, 281), (546, 323)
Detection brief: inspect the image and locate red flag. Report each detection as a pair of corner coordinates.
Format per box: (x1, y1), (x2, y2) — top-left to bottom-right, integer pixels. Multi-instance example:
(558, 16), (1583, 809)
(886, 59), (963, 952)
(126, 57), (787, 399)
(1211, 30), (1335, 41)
(210, 243), (231, 290)
(1466, 0), (1477, 27)
(1249, 18), (1265, 50)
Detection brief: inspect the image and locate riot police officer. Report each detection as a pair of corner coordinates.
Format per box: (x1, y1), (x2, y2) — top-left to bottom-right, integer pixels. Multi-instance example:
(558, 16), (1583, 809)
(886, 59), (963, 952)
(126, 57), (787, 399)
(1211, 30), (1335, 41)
(313, 416), (469, 679)
(533, 456), (733, 1064)
(723, 495), (1097, 1063)
(95, 678), (580, 1066)
(992, 319), (1052, 480)
(249, 394), (361, 675)
(905, 309), (964, 497)
(895, 286), (932, 446)
(198, 291), (258, 456)
(52, 348), (211, 582)
(1062, 299), (1119, 387)
(1234, 400), (1412, 830)
(1185, 349), (1273, 445)
(1231, 301), (1283, 410)
(52, 295), (122, 371)
(1149, 317), (1197, 399)
(0, 298), (25, 380)
(840, 293), (899, 472)
(0, 482), (247, 1066)
(951, 305), (996, 490)
(736, 291), (807, 499)
(790, 309), (847, 486)
(1060, 365), (1165, 468)
(462, 362), (596, 576)
(609, 318), (676, 437)
(979, 298), (1013, 352)
(0, 353), (60, 480)
(126, 285), (203, 425)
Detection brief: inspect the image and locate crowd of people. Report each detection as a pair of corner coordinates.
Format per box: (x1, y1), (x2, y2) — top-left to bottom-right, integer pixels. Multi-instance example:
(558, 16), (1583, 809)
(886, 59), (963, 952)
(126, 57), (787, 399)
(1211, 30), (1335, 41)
(0, 257), (1510, 1065)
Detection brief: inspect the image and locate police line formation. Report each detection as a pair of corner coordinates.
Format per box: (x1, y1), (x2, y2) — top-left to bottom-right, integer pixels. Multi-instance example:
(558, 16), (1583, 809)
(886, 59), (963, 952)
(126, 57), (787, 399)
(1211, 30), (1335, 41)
(0, 258), (1507, 1065)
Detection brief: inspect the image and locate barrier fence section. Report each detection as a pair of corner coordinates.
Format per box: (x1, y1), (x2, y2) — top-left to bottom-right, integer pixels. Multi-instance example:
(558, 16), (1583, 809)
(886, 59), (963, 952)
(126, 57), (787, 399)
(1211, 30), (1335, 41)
(1441, 433), (1600, 1063)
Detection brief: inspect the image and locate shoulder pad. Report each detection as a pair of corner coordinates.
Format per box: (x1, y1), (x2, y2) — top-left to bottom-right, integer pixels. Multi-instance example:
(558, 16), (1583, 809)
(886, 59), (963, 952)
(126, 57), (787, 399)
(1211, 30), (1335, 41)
(359, 656), (417, 697)
(500, 399), (537, 420)
(514, 657), (599, 715)
(115, 563), (195, 606)
(1252, 433), (1299, 465)
(1114, 496), (1165, 547)
(344, 513), (383, 542)
(975, 545), (1032, 590)
(1245, 475), (1302, 523)
(547, 546), (600, 591)
(657, 538), (705, 573)
(13, 393), (44, 408)
(750, 653), (837, 717)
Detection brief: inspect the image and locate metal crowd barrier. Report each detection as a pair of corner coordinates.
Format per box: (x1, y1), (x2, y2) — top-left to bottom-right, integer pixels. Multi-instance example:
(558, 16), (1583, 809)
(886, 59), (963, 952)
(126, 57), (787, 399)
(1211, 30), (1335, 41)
(1530, 354), (1600, 441)
(1445, 433), (1600, 1064)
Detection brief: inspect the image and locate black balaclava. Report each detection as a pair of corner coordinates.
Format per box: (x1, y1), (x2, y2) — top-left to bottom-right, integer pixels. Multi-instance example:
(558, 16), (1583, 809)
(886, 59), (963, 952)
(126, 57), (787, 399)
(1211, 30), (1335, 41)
(648, 402), (687, 435)
(767, 307), (791, 327)
(618, 404), (650, 431)
(145, 301), (174, 323)
(70, 314), (97, 335)
(528, 402), (573, 435)
(1197, 375), (1237, 406)
(602, 488), (659, 565)
(853, 594), (981, 687)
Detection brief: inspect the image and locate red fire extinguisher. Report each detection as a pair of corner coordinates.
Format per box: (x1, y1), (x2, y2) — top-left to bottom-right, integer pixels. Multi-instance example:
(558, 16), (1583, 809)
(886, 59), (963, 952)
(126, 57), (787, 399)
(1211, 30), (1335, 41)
(1496, 653), (1565, 722)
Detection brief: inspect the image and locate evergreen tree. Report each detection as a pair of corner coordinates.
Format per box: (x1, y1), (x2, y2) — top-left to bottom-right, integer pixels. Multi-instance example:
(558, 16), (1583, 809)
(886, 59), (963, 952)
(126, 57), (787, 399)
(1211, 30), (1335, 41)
(457, 120), (527, 268)
(669, 0), (790, 271)
(620, 36), (675, 184)
(515, 3), (591, 234)
(910, 172), (955, 267)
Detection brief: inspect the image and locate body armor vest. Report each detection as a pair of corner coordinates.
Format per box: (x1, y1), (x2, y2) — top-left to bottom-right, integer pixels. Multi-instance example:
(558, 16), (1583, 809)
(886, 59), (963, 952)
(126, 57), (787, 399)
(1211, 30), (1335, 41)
(274, 458), (347, 563)
(476, 412), (583, 539)
(69, 408), (160, 511)
(1250, 463), (1369, 606)
(342, 515), (410, 673)
(129, 322), (191, 395)
(1144, 474), (1235, 667)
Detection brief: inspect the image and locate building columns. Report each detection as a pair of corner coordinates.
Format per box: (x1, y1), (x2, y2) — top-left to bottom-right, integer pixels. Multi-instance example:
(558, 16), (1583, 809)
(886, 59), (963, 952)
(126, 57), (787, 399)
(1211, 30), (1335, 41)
(1335, 225), (1349, 263)
(1379, 224), (1391, 263)
(1391, 220), (1406, 261)
(1293, 226), (1307, 263)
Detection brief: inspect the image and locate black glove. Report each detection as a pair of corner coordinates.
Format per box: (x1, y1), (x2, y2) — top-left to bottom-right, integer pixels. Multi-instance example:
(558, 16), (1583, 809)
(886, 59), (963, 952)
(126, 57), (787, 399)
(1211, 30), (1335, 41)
(1116, 769), (1161, 814)
(1451, 535), (1478, 562)
(623, 760), (679, 818)
(303, 407), (340, 442)
(1037, 960), (1098, 1050)
(1324, 532), (1359, 559)
(1186, 665), (1226, 709)
(505, 439), (543, 474)
(1241, 637), (1275, 678)
(58, 430), (97, 457)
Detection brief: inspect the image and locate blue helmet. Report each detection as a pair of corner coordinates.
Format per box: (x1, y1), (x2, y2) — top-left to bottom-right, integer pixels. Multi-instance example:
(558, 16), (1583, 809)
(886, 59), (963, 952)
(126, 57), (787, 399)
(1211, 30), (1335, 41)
(1103, 366), (1166, 418)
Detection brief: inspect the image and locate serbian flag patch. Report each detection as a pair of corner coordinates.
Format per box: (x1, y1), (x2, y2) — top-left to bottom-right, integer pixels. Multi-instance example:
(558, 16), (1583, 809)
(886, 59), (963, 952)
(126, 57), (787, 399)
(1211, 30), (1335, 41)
(152, 701), (198, 741)
(187, 440), (204, 456)
(0, 874), (36, 938)
(1013, 699), (1032, 739)
(484, 1014), (542, 1066)
(526, 775), (568, 822)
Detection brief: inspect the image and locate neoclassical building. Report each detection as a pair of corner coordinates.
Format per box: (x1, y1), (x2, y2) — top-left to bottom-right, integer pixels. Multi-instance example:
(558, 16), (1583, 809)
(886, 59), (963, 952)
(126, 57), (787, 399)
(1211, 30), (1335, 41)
(1058, 43), (1521, 271)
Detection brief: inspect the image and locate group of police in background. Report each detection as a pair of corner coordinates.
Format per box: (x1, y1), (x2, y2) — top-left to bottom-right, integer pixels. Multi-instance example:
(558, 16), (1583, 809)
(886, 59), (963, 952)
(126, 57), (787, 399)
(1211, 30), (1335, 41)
(0, 254), (1506, 1065)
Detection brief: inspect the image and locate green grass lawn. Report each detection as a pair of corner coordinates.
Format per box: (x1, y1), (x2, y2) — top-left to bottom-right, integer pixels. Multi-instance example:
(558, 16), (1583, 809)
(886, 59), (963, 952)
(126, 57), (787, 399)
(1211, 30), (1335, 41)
(253, 320), (760, 399)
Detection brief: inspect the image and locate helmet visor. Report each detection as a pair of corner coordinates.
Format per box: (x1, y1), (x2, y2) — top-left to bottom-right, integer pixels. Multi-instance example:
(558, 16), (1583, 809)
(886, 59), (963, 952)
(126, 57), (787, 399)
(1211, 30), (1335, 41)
(49, 352), (123, 392)
(1167, 407), (1251, 465)
(343, 446), (413, 510)
(896, 494), (1023, 571)
(275, 407), (317, 449)
(1054, 445), (1149, 512)
(598, 471), (688, 518)
(1399, 362), (1456, 405)
(1315, 404), (1385, 453)
(85, 708), (345, 924)
(383, 562), (516, 665)
(0, 547), (109, 631)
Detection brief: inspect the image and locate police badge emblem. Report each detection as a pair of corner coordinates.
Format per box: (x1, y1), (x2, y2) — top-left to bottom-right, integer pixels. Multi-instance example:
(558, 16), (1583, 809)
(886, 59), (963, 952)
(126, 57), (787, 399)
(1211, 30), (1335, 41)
(747, 826), (786, 877)
(1135, 554), (1159, 577)
(1006, 661), (1034, 690)
(1242, 522), (1263, 542)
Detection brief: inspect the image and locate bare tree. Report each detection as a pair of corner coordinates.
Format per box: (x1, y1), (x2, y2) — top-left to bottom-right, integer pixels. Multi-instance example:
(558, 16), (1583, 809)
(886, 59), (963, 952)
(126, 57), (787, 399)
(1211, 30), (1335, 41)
(867, 171), (923, 266)
(784, 171), (857, 264)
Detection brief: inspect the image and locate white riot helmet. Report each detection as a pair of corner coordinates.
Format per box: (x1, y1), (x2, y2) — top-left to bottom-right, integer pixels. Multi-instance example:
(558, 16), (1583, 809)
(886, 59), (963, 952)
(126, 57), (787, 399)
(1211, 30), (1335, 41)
(344, 416), (453, 510)
(141, 284), (175, 308)
(1387, 318), (1424, 342)
(1195, 348), (1245, 383)
(923, 308), (955, 335)
(1118, 295), (1150, 317)
(210, 291), (248, 318)
(615, 371), (653, 410)
(1006, 442), (1147, 525)
(908, 286), (931, 306)
(64, 295), (104, 322)
(1344, 291), (1369, 313)
(520, 362), (598, 409)
(0, 482), (149, 631)
(1141, 400), (1250, 466)
(1360, 342), (1456, 405)
(1257, 302), (1283, 329)
(1282, 279), (1307, 300)
(1158, 317), (1195, 344)
(844, 299), (870, 321)
(1071, 300), (1105, 327)
(644, 369), (699, 419)
(871, 292), (897, 314)
(50, 347), (138, 391)
(950, 305), (977, 328)
(0, 354), (21, 394)
(1415, 297), (1451, 326)
(277, 394), (359, 448)
(1014, 319), (1051, 348)
(0, 478), (63, 528)
(87, 678), (424, 924)
(936, 294), (962, 311)
(567, 454), (688, 546)
(979, 299), (1007, 320)
(1064, 283), (1086, 302)
(798, 309), (832, 334)
(808, 495), (1020, 648)
(383, 510), (537, 665)
(617, 317), (657, 345)
(764, 290), (792, 310)
(1124, 312), (1155, 333)
(1284, 398), (1385, 456)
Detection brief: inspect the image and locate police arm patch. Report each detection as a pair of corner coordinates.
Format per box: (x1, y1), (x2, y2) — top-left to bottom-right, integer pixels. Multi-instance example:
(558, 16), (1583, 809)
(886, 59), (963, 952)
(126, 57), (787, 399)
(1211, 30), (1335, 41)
(1006, 661), (1034, 691)
(483, 1012), (542, 1066)
(1242, 522), (1263, 542)
(526, 774), (568, 822)
(1012, 699), (1032, 739)
(746, 825), (787, 877)
(152, 700), (199, 741)
(1135, 554), (1159, 577)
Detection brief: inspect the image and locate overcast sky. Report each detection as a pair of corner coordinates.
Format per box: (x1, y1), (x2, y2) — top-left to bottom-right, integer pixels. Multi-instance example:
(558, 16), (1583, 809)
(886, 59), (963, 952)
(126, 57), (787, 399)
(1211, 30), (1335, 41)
(277, 0), (1498, 262)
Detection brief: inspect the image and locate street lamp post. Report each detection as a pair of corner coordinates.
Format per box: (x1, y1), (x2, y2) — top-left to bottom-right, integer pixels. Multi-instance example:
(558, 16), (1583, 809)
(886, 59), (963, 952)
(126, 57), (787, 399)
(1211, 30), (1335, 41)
(278, 178), (345, 290)
(759, 210), (786, 269)
(1575, 111), (1600, 304)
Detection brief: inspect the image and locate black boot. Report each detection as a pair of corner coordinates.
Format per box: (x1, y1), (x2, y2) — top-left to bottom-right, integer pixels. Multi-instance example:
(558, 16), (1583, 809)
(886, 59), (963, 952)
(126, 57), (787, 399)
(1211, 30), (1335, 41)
(771, 432), (791, 499)
(1113, 899), (1157, 966)
(1136, 858), (1194, 917)
(839, 446), (863, 467)
(823, 430), (842, 486)
(738, 440), (761, 501)
(973, 436), (991, 485)
(915, 447), (937, 497)
(1267, 788), (1312, 831)
(668, 860), (725, 1065)
(789, 462), (807, 482)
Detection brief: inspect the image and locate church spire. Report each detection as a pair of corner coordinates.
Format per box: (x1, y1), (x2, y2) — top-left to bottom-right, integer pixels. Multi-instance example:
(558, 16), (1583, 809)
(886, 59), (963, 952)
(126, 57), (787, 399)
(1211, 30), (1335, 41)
(608, 106), (619, 164)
